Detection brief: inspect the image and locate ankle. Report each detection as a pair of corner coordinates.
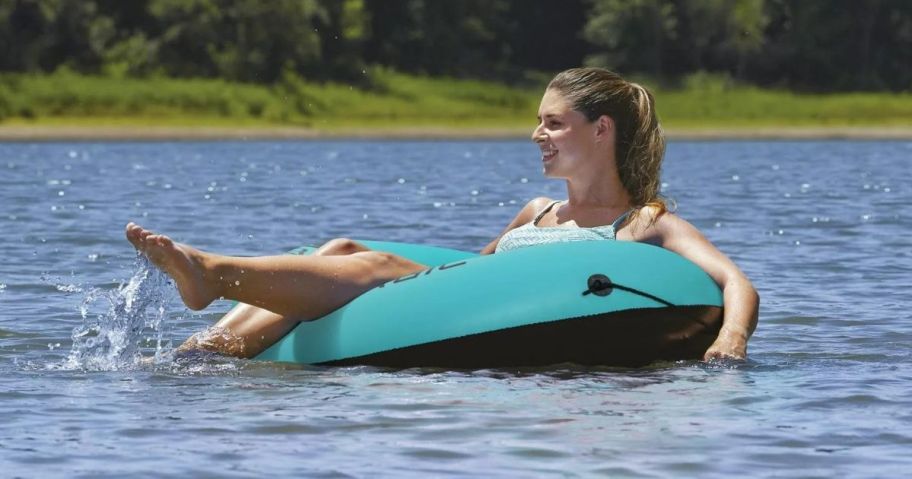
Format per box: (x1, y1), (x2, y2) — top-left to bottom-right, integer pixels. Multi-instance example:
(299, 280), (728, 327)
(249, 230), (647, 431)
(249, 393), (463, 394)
(202, 253), (234, 299)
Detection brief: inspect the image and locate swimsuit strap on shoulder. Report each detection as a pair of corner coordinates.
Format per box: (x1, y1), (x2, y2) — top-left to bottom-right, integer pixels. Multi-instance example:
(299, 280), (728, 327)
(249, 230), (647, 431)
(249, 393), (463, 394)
(610, 208), (635, 230)
(533, 200), (562, 226)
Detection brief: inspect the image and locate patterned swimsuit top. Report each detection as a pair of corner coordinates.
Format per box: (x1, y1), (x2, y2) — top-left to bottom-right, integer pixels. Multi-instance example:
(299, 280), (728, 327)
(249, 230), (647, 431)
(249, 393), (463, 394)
(494, 200), (633, 254)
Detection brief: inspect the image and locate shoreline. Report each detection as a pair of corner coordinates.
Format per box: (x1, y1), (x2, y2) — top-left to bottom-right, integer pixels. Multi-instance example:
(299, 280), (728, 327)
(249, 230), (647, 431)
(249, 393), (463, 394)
(2, 124), (912, 141)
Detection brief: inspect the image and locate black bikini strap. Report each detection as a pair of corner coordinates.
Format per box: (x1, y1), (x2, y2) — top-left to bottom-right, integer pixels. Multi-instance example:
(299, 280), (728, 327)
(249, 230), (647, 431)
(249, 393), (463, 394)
(533, 200), (561, 226)
(610, 208), (635, 230)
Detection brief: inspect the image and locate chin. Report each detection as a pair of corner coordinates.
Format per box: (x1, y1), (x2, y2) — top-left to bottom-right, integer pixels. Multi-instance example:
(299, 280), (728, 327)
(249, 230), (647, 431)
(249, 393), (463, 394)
(541, 163), (568, 179)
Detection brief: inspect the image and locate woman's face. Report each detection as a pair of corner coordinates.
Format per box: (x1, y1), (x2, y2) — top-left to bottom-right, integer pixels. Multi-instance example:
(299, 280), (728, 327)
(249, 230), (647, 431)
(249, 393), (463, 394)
(532, 89), (600, 179)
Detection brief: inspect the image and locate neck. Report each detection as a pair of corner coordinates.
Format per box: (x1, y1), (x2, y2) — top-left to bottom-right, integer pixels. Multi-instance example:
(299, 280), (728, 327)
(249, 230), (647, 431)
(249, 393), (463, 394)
(564, 170), (631, 210)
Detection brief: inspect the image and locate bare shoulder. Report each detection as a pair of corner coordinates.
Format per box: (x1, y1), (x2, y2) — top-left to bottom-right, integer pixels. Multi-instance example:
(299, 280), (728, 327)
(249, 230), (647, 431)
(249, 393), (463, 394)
(624, 206), (704, 247)
(507, 196), (556, 226)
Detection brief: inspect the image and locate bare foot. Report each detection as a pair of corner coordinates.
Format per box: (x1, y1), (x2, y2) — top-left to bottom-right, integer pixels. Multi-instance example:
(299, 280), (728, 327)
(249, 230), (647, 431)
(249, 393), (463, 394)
(125, 222), (218, 310)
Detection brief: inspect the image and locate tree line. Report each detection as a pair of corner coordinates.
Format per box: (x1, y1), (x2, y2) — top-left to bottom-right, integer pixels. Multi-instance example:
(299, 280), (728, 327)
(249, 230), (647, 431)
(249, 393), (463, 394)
(2, 0), (910, 92)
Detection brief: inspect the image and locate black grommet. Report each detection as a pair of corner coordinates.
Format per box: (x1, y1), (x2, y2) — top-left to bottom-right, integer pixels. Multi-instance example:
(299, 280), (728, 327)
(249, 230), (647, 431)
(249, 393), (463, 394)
(583, 274), (613, 296)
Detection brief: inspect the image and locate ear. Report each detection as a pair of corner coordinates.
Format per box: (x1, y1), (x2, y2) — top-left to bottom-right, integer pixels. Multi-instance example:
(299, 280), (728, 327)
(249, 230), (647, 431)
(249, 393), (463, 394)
(594, 115), (614, 141)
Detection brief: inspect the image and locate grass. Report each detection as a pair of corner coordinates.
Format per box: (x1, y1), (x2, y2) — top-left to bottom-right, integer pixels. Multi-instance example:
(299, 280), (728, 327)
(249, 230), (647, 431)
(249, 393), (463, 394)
(2, 69), (911, 132)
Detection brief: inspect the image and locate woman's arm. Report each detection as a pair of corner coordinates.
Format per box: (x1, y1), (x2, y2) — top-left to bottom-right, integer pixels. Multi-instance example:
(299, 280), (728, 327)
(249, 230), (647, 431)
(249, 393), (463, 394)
(479, 197), (553, 255)
(648, 213), (760, 360)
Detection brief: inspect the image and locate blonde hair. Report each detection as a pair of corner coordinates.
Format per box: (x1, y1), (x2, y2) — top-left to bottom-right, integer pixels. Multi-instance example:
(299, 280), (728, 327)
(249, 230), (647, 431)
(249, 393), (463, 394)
(547, 68), (668, 223)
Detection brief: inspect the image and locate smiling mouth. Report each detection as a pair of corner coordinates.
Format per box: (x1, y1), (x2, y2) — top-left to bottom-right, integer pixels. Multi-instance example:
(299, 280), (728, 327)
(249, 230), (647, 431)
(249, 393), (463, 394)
(541, 147), (557, 160)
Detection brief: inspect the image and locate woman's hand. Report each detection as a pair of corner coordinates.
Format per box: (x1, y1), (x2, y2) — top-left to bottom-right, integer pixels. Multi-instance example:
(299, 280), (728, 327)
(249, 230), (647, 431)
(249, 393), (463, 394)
(703, 329), (748, 361)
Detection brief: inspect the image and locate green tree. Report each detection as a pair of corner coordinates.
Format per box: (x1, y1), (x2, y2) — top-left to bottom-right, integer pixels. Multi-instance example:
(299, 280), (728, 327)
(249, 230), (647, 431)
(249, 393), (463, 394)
(753, 0), (912, 91)
(149, 0), (324, 82)
(315, 0), (369, 83)
(364, 0), (517, 79)
(584, 0), (679, 80)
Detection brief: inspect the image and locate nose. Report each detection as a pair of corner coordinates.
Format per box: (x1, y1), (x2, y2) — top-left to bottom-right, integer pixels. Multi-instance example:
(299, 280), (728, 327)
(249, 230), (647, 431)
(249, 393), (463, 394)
(531, 122), (545, 143)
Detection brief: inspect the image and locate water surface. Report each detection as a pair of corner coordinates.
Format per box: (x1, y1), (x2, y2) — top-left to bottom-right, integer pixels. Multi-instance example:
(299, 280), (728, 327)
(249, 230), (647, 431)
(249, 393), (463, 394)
(1, 140), (910, 477)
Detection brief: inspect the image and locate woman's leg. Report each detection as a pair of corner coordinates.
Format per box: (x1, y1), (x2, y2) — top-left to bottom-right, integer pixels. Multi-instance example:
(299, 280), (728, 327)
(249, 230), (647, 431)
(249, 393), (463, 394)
(126, 224), (424, 357)
(177, 238), (374, 357)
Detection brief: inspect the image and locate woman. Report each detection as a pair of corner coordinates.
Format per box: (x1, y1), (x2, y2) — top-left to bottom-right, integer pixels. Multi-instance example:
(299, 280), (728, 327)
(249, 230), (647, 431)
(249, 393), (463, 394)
(126, 67), (759, 361)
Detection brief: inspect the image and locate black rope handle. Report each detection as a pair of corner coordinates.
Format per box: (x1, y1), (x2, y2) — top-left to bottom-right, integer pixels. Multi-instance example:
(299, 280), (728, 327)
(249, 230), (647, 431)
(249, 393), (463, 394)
(582, 274), (675, 307)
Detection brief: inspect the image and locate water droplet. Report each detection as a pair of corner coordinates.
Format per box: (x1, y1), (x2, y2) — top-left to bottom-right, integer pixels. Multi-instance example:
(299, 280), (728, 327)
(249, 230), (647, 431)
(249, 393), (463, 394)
(520, 178), (529, 183)
(731, 175), (740, 181)
(397, 178), (406, 184)
(362, 214), (369, 219)
(715, 222), (722, 227)
(470, 190), (479, 196)
(433, 202), (443, 208)
(58, 191), (65, 196)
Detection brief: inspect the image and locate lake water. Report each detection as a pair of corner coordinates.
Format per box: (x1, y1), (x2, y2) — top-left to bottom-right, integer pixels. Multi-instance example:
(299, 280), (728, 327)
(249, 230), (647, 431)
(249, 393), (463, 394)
(1, 139), (910, 477)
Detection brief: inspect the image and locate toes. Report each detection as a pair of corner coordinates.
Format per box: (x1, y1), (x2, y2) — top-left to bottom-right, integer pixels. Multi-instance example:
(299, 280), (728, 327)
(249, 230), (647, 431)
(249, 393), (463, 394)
(126, 224), (143, 246)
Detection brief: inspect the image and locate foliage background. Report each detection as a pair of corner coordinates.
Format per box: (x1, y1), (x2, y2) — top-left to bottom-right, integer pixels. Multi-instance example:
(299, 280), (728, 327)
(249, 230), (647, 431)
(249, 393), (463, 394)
(2, 0), (911, 128)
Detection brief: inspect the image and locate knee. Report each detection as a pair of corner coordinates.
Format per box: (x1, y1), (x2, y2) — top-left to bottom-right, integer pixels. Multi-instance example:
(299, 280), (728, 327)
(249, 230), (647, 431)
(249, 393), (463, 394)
(316, 237), (364, 256)
(359, 251), (421, 284)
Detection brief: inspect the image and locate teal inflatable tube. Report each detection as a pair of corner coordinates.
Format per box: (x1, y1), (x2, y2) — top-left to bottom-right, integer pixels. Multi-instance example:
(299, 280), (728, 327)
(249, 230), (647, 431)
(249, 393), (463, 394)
(253, 240), (723, 368)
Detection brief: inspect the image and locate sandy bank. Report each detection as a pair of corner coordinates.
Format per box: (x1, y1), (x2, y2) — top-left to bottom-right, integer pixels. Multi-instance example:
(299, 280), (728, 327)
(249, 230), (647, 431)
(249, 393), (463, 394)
(2, 125), (912, 141)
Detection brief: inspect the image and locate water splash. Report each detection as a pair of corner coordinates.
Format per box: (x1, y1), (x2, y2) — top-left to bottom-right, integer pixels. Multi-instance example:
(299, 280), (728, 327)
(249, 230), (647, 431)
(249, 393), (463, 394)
(62, 256), (175, 371)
